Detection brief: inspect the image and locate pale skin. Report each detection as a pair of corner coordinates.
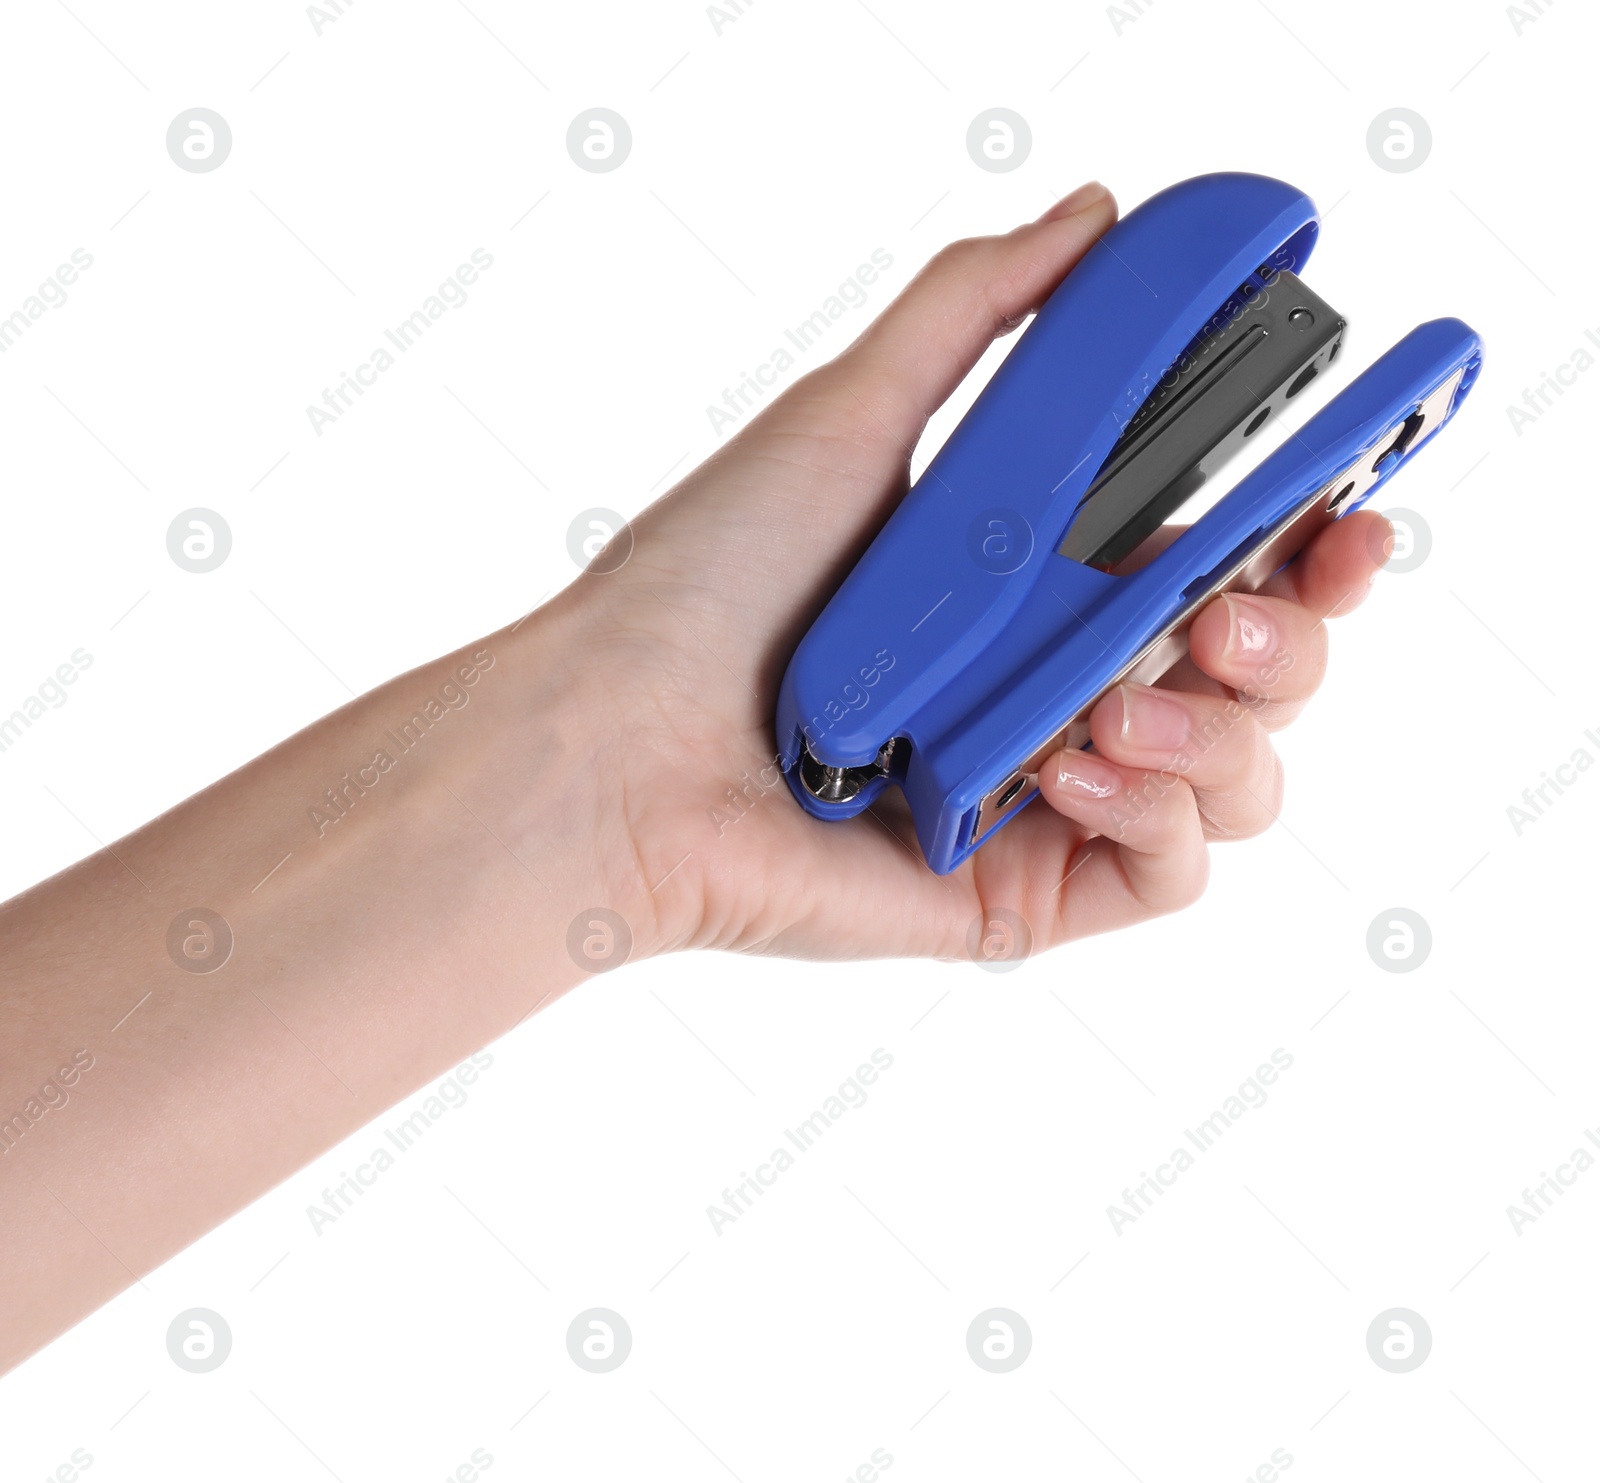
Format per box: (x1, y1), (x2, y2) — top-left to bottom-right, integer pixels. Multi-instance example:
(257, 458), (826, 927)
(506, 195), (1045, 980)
(0, 181), (1392, 1372)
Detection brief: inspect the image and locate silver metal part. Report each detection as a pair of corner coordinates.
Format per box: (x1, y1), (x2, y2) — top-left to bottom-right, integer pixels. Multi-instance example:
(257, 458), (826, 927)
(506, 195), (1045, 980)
(971, 364), (1468, 844)
(799, 736), (900, 805)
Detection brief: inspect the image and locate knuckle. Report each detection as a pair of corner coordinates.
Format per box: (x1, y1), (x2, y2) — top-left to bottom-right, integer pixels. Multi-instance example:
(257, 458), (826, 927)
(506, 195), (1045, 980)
(1124, 791), (1210, 915)
(1156, 846), (1210, 914)
(1179, 849), (1211, 909)
(1281, 623), (1329, 681)
(1258, 747), (1286, 816)
(1200, 733), (1282, 841)
(1200, 804), (1264, 843)
(1246, 698), (1304, 732)
(929, 234), (995, 279)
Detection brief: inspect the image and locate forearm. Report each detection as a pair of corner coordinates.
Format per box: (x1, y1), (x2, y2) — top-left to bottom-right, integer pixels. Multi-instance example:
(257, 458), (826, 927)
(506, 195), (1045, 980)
(0, 597), (622, 1371)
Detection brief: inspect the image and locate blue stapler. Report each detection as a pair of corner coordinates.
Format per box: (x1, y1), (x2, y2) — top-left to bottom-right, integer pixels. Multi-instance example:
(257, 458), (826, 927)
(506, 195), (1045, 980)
(774, 172), (1482, 874)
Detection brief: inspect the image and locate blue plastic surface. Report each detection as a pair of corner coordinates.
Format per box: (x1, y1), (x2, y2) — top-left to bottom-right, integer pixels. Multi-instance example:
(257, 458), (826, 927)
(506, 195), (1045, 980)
(774, 172), (1483, 873)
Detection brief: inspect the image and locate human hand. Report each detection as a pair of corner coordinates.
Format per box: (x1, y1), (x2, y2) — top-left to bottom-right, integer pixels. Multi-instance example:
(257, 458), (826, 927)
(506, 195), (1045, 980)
(536, 181), (1394, 964)
(0, 181), (1393, 1370)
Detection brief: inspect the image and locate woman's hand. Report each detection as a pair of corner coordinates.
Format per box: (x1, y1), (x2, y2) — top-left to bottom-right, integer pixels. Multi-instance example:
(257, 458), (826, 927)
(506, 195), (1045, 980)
(542, 181), (1394, 964)
(0, 180), (1395, 1370)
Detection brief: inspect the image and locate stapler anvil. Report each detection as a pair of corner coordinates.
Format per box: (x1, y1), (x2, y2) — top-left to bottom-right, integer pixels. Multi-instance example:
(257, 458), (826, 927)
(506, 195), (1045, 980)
(774, 172), (1483, 874)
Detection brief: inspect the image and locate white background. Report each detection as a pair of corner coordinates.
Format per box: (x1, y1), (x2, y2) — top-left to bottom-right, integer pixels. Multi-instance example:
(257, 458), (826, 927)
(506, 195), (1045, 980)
(2, 0), (1596, 1478)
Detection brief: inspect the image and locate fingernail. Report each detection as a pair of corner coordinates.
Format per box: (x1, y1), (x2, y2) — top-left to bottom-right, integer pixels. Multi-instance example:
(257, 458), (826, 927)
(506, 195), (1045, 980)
(1054, 749), (1123, 799)
(1037, 181), (1109, 223)
(1222, 594), (1277, 664)
(1114, 683), (1191, 752)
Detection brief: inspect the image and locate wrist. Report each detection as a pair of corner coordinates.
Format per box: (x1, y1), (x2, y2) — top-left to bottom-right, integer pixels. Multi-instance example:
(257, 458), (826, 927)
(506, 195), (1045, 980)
(470, 589), (686, 972)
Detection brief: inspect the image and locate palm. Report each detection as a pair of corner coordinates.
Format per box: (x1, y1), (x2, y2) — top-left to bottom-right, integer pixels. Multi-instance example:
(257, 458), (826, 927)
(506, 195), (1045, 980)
(612, 380), (1122, 963)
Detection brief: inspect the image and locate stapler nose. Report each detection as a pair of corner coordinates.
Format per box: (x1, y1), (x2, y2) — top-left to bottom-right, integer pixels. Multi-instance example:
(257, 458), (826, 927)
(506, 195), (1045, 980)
(797, 738), (900, 804)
